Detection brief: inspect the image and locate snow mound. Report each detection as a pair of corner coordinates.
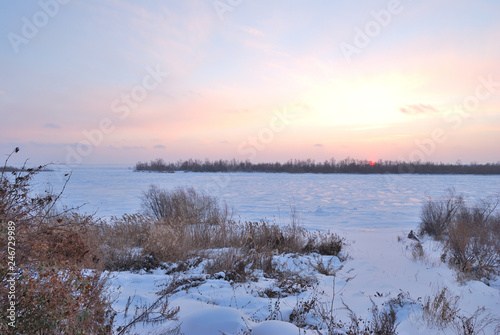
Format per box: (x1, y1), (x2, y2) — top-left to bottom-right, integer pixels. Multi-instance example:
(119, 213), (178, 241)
(251, 320), (303, 335)
(180, 305), (251, 335)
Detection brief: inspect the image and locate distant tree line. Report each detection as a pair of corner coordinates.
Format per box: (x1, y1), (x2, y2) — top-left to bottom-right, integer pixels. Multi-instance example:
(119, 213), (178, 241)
(0, 165), (50, 173)
(0, 166), (20, 172)
(135, 158), (500, 174)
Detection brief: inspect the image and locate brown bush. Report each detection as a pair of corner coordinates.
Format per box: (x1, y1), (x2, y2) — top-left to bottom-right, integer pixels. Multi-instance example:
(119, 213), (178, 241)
(370, 302), (398, 335)
(106, 215), (345, 274)
(1, 265), (114, 334)
(422, 287), (461, 329)
(0, 149), (115, 333)
(204, 248), (255, 283)
(0, 219), (115, 334)
(447, 199), (500, 280)
(141, 185), (231, 225)
(241, 220), (301, 254)
(303, 231), (345, 257)
(452, 307), (500, 335)
(410, 241), (425, 261)
(418, 189), (500, 280)
(419, 188), (463, 239)
(96, 214), (159, 271)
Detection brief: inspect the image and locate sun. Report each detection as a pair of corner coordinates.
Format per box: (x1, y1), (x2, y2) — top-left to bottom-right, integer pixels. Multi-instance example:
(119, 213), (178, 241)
(304, 75), (416, 128)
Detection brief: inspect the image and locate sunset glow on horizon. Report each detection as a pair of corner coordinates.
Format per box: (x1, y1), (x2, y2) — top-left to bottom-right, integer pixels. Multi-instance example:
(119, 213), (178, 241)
(1, 0), (499, 166)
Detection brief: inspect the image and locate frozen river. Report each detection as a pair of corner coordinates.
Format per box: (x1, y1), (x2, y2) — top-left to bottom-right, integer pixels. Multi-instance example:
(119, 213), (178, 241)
(32, 166), (500, 232)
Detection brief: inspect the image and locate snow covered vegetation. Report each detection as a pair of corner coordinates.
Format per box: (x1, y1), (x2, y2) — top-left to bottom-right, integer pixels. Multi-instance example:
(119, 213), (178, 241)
(1, 151), (499, 334)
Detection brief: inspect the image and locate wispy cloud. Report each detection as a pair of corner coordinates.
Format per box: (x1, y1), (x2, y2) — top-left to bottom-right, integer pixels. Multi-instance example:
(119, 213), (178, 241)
(349, 125), (390, 131)
(43, 123), (61, 129)
(225, 108), (250, 114)
(122, 145), (145, 150)
(107, 145), (145, 150)
(235, 25), (266, 37)
(0, 90), (6, 95)
(28, 141), (67, 148)
(153, 144), (166, 149)
(399, 104), (439, 115)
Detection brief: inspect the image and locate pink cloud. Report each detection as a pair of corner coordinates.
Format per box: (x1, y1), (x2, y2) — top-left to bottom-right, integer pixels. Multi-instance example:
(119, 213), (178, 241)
(399, 104), (439, 115)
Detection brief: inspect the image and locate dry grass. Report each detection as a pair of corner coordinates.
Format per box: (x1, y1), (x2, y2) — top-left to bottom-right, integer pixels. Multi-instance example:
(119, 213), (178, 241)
(452, 307), (500, 335)
(125, 217), (345, 271)
(204, 248), (256, 283)
(308, 254), (340, 276)
(421, 287), (500, 334)
(419, 189), (500, 280)
(370, 302), (398, 335)
(0, 149), (115, 334)
(5, 266), (114, 334)
(422, 287), (461, 330)
(141, 185), (231, 225)
(289, 297), (317, 328)
(303, 231), (345, 257)
(410, 241), (425, 261)
(419, 188), (464, 240)
(95, 214), (160, 272)
(447, 203), (500, 280)
(93, 185), (346, 272)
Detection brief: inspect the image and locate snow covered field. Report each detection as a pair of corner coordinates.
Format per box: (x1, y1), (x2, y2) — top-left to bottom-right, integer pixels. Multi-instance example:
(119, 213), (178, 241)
(35, 168), (500, 334)
(107, 231), (499, 334)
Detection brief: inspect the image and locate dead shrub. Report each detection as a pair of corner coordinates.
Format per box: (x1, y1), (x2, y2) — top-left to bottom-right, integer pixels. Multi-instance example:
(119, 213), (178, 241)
(118, 187), (347, 271)
(143, 223), (186, 263)
(309, 255), (341, 276)
(370, 302), (398, 335)
(422, 287), (461, 330)
(303, 231), (345, 256)
(452, 307), (500, 335)
(142, 220), (234, 263)
(241, 220), (295, 253)
(342, 300), (399, 335)
(410, 241), (425, 261)
(204, 248), (254, 283)
(258, 269), (317, 298)
(250, 251), (276, 277)
(141, 185), (231, 225)
(274, 270), (317, 296)
(418, 189), (500, 280)
(138, 185), (240, 264)
(27, 213), (104, 268)
(3, 266), (115, 334)
(419, 188), (463, 239)
(96, 214), (160, 271)
(117, 278), (181, 335)
(0, 219), (115, 333)
(447, 200), (500, 280)
(289, 297), (317, 328)
(0, 217), (115, 334)
(422, 287), (500, 334)
(0, 149), (115, 333)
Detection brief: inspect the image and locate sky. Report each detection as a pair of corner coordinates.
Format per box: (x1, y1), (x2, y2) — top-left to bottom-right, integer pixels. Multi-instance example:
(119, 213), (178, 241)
(1, 0), (499, 166)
